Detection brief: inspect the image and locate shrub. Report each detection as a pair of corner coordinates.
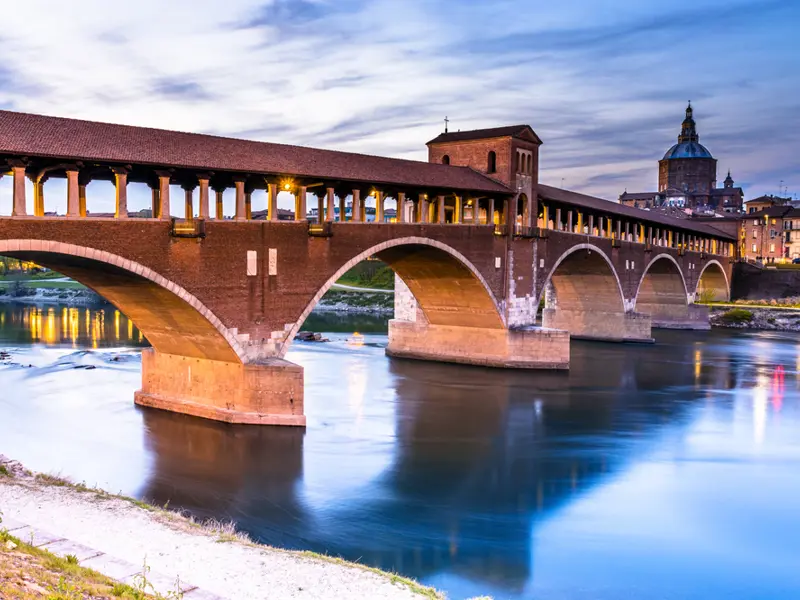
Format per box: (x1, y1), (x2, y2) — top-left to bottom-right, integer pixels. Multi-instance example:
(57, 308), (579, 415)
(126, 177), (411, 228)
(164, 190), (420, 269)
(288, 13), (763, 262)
(719, 308), (754, 324)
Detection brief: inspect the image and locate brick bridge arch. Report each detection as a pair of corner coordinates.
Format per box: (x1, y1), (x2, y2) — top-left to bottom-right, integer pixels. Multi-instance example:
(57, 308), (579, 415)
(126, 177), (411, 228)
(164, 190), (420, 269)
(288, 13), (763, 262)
(0, 239), (244, 363)
(696, 259), (730, 302)
(283, 236), (506, 355)
(539, 243), (651, 342)
(634, 253), (690, 327)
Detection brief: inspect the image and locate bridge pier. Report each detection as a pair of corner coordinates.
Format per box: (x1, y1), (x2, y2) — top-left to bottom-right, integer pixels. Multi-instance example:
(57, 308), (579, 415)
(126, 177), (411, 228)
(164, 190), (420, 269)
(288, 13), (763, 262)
(642, 303), (711, 330)
(541, 308), (654, 343)
(134, 349), (306, 426)
(386, 320), (569, 369)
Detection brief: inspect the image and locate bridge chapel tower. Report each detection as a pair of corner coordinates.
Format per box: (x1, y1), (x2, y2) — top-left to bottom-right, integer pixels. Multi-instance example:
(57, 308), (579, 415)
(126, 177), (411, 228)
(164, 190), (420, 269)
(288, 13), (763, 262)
(426, 125), (542, 228)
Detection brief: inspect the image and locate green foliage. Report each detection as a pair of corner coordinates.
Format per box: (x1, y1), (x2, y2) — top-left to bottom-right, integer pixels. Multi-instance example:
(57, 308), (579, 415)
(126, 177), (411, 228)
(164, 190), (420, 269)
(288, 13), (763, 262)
(65, 553), (79, 564)
(337, 260), (394, 289)
(720, 308), (754, 324)
(0, 465), (10, 477)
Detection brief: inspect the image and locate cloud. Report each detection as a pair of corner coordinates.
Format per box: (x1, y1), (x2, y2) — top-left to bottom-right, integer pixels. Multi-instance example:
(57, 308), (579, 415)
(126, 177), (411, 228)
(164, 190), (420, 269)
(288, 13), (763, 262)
(151, 78), (215, 101)
(0, 0), (798, 214)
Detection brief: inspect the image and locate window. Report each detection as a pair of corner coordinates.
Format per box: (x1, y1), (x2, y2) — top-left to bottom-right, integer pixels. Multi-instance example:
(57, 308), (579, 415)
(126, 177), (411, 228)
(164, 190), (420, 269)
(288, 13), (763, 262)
(487, 151), (497, 174)
(442, 155), (450, 165)
(527, 154), (533, 174)
(772, 219), (777, 225)
(752, 230), (757, 238)
(752, 244), (757, 253)
(770, 243), (775, 253)
(753, 220), (758, 226)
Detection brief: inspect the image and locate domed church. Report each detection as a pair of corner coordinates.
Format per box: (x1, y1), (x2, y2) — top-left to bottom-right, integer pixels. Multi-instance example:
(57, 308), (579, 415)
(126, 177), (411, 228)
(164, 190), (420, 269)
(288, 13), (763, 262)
(620, 104), (743, 212)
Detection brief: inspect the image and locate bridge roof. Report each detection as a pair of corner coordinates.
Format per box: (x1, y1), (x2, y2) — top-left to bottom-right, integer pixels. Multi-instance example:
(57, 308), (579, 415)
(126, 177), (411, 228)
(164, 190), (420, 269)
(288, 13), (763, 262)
(538, 184), (737, 240)
(0, 110), (511, 195)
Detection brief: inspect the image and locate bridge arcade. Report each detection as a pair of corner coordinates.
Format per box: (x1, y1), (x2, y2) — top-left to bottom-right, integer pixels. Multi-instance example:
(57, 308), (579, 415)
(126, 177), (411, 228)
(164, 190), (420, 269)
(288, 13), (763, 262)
(0, 110), (735, 427)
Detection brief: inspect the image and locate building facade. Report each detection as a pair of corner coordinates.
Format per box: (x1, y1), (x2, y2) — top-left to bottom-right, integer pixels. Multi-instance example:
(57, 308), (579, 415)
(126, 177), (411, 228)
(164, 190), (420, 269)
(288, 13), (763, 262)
(620, 104), (744, 212)
(740, 206), (800, 263)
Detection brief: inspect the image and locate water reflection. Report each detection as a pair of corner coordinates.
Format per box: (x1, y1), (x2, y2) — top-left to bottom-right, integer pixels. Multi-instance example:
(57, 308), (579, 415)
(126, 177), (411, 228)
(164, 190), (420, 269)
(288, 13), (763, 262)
(2, 305), (800, 599)
(0, 303), (146, 348)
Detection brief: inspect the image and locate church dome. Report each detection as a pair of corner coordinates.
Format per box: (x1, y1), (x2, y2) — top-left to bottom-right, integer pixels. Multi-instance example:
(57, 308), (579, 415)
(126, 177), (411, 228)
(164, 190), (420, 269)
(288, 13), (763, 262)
(663, 141), (713, 160)
(662, 102), (714, 160)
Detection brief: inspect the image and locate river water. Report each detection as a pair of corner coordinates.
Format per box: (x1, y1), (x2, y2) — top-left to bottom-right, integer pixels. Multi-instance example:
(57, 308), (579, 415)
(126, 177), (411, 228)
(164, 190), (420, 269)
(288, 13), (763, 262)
(1, 302), (799, 599)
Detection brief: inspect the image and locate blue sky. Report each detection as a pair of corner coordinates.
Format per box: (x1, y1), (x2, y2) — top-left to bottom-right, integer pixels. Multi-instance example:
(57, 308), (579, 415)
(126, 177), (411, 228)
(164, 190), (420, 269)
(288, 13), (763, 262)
(1, 0), (798, 214)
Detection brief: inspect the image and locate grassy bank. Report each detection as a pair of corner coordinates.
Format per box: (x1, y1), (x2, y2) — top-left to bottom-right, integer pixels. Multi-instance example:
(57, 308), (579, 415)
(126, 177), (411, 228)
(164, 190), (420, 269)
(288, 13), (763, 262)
(0, 525), (156, 599)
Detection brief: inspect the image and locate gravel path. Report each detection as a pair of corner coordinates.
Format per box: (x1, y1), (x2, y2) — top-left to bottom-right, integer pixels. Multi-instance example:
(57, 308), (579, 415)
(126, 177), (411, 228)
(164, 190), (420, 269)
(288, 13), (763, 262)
(0, 475), (435, 599)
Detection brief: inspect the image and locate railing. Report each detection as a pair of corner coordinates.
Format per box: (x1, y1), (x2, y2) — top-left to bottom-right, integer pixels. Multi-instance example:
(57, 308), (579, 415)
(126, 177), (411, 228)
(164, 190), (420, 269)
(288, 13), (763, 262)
(170, 218), (205, 239)
(494, 224), (509, 237)
(308, 221), (333, 237)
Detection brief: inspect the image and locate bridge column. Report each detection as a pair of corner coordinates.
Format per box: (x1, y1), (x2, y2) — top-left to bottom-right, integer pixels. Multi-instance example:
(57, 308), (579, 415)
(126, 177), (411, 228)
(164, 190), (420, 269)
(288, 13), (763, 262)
(418, 193), (428, 223)
(198, 177), (210, 219)
(437, 195), (445, 224)
(352, 189), (362, 222)
(375, 190), (384, 223)
(183, 184), (195, 220)
(233, 179), (246, 221)
(66, 169), (80, 217)
(453, 195), (462, 224)
(110, 167), (129, 219)
(397, 192), (406, 223)
(295, 185), (307, 221)
(326, 187), (337, 222)
(213, 186), (225, 220)
(268, 183), (279, 221)
(156, 171), (171, 220)
(9, 162), (26, 217)
(338, 191), (347, 222)
(78, 183), (87, 217)
(488, 198), (495, 225)
(31, 176), (45, 217)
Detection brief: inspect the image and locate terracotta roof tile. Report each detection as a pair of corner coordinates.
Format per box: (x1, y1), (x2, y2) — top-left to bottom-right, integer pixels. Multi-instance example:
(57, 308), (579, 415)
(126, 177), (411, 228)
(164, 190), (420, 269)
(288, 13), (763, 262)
(0, 110), (511, 194)
(427, 125), (541, 145)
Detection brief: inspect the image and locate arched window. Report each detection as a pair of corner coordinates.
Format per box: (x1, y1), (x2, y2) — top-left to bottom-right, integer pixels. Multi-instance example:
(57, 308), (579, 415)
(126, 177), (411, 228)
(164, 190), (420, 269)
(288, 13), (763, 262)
(487, 151), (497, 174)
(442, 155), (450, 165)
(527, 154), (533, 174)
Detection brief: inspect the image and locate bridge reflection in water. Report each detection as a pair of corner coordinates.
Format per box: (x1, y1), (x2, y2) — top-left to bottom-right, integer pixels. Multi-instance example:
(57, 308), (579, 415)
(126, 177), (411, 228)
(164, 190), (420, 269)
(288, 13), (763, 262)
(136, 331), (734, 597)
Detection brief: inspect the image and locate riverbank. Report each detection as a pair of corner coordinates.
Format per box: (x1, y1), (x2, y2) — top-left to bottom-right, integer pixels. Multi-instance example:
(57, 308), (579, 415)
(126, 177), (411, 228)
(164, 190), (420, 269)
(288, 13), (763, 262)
(0, 456), (441, 600)
(707, 304), (800, 331)
(0, 286), (104, 306)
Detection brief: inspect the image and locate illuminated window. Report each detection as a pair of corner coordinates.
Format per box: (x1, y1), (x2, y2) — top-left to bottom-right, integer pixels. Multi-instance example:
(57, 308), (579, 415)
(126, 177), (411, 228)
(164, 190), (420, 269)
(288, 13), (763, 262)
(487, 151), (497, 174)
(752, 230), (757, 238)
(770, 243), (775, 253)
(752, 244), (757, 253)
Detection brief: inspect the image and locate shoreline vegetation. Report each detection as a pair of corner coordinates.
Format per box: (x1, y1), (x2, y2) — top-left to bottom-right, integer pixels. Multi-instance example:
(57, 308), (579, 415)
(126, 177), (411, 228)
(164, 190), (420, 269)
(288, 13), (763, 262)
(0, 455), (446, 600)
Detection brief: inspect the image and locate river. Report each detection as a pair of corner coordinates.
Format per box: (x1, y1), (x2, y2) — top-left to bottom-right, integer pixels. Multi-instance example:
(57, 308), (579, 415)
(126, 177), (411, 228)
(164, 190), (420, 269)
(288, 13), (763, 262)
(1, 302), (799, 599)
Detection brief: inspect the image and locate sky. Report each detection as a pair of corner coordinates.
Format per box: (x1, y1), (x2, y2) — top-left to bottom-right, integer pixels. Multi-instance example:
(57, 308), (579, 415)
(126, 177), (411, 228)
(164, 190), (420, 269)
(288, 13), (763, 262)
(1, 0), (799, 214)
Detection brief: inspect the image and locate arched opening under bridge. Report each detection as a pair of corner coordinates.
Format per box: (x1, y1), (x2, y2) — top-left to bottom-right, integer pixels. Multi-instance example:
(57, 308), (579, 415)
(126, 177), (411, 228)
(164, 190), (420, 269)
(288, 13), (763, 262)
(288, 237), (568, 370)
(540, 245), (652, 343)
(635, 255), (692, 328)
(696, 260), (730, 302)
